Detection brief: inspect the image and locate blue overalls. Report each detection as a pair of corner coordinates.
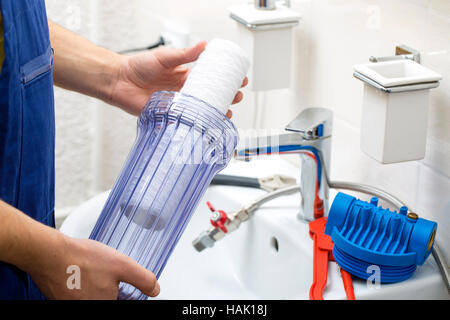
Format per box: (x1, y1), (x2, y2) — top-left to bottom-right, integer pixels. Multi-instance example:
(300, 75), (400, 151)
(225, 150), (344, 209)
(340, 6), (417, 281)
(0, 0), (55, 299)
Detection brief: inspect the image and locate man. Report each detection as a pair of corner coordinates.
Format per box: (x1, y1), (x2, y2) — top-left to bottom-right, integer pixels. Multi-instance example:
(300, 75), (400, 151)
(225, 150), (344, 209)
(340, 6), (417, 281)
(0, 1), (246, 300)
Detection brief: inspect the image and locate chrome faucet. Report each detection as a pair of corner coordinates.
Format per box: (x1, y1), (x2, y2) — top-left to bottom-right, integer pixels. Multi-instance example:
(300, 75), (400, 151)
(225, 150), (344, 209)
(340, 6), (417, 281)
(236, 107), (333, 222)
(192, 107), (333, 252)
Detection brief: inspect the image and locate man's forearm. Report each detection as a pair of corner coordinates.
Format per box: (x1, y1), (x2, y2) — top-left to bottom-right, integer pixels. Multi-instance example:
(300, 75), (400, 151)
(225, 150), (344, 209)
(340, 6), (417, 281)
(0, 200), (67, 276)
(48, 20), (124, 104)
(0, 200), (160, 299)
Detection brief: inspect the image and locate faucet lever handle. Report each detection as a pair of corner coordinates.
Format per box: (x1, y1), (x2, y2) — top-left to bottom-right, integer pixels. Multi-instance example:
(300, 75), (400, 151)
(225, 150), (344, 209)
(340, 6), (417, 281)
(285, 108), (333, 140)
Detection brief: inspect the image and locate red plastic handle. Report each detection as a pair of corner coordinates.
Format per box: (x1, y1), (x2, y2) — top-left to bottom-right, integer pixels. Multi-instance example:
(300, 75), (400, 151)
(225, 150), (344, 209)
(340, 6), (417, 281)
(310, 233), (331, 300)
(309, 217), (355, 300)
(341, 269), (355, 300)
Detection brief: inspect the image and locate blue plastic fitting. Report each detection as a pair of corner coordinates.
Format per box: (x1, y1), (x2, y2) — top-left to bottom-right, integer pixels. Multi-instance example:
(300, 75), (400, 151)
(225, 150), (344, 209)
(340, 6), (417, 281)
(325, 192), (437, 283)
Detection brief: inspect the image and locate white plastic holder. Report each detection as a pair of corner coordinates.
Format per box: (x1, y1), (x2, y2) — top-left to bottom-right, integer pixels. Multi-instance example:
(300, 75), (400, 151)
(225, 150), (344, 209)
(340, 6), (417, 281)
(354, 60), (442, 164)
(228, 3), (300, 91)
(360, 84), (431, 163)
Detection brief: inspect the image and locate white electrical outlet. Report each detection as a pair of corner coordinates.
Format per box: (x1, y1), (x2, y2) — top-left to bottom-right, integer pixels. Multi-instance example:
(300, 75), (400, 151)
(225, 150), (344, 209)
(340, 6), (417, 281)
(162, 20), (190, 48)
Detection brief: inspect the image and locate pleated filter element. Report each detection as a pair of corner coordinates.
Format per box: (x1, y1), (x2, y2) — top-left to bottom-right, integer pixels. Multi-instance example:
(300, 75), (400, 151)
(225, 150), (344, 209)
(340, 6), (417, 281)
(181, 38), (250, 115)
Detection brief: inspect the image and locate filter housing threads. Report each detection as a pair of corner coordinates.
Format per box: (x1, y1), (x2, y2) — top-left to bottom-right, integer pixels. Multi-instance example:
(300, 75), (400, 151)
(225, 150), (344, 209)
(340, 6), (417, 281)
(325, 192), (437, 283)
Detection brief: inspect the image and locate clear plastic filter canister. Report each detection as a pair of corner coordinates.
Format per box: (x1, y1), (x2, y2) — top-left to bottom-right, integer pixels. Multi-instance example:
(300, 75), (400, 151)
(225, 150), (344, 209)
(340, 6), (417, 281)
(90, 92), (239, 299)
(89, 39), (250, 300)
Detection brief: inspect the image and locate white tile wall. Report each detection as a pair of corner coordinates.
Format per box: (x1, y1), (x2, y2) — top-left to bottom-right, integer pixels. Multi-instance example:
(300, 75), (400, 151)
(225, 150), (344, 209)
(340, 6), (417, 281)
(46, 0), (449, 263)
(46, 0), (97, 209)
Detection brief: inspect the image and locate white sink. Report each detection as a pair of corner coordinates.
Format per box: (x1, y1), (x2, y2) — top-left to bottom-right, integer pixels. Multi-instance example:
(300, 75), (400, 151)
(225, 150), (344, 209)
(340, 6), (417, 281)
(60, 157), (449, 300)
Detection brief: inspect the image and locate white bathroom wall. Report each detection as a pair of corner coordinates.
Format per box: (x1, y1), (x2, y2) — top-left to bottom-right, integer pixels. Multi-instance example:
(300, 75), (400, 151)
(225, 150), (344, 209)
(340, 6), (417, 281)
(46, 0), (97, 214)
(46, 0), (449, 262)
(46, 0), (159, 212)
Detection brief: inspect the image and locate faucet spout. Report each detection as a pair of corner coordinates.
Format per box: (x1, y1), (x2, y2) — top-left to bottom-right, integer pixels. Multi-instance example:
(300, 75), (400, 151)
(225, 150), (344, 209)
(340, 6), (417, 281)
(235, 108), (333, 221)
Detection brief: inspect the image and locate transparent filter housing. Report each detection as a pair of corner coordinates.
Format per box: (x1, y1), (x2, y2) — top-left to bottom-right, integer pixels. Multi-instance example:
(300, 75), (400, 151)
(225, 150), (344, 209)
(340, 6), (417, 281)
(89, 91), (238, 300)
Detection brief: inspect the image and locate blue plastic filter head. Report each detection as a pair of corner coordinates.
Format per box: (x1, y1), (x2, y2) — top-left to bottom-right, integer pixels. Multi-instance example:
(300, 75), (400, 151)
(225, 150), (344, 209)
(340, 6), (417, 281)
(325, 192), (437, 283)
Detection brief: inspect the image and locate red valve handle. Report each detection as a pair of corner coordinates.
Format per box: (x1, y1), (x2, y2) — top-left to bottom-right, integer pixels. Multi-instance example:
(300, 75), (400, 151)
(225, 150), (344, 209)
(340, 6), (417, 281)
(206, 201), (228, 233)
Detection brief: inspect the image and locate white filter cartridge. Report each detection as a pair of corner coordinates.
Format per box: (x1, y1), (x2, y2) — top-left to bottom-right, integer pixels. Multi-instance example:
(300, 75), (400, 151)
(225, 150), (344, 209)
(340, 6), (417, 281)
(181, 38), (250, 114)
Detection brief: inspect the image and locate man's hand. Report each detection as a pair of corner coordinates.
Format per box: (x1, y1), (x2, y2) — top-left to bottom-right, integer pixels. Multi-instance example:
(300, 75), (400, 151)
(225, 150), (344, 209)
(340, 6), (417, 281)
(109, 42), (247, 117)
(31, 236), (160, 300)
(0, 200), (159, 300)
(49, 21), (247, 118)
